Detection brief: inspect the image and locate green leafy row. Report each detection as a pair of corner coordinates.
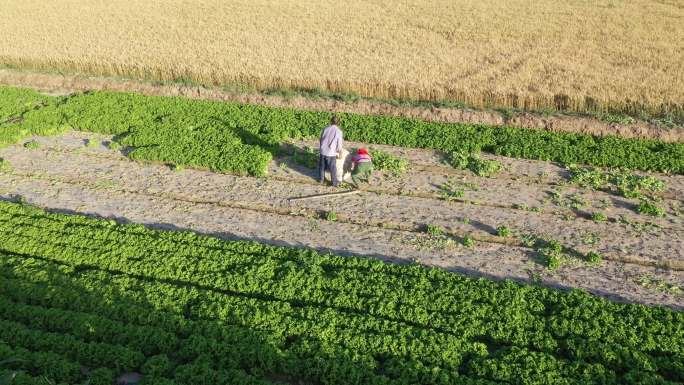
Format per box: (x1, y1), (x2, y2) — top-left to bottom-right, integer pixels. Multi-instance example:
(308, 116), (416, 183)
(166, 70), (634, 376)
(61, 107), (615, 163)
(0, 201), (682, 384)
(1, 86), (683, 176)
(0, 257), (478, 385)
(0, 87), (67, 148)
(447, 150), (502, 177)
(371, 150), (409, 176)
(0, 296), (177, 356)
(0, 318), (143, 374)
(0, 342), (83, 384)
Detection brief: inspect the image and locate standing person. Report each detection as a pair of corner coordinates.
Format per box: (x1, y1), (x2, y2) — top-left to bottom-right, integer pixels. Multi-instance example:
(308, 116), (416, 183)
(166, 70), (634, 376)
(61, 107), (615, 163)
(351, 148), (373, 187)
(319, 115), (344, 187)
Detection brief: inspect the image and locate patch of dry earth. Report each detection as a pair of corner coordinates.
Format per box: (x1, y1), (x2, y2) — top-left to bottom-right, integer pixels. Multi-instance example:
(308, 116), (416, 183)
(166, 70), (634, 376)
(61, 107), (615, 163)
(0, 131), (682, 308)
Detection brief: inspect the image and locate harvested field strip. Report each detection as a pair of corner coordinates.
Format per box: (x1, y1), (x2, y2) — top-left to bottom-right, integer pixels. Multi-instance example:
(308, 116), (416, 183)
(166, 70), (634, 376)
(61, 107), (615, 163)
(1, 86), (683, 174)
(2, 159), (682, 309)
(21, 132), (684, 204)
(0, 200), (683, 385)
(9, 167), (684, 272)
(269, 173), (683, 231)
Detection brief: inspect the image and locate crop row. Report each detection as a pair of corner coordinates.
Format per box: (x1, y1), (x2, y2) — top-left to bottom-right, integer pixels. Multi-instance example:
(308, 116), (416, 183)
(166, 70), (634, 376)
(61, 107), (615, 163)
(0, 264), (481, 385)
(0, 273), (275, 385)
(1, 203), (681, 357)
(0, 296), (177, 356)
(0, 268), (279, 385)
(0, 87), (64, 148)
(1, 86), (683, 175)
(0, 201), (682, 384)
(0, 253), (487, 385)
(5, 256), (668, 385)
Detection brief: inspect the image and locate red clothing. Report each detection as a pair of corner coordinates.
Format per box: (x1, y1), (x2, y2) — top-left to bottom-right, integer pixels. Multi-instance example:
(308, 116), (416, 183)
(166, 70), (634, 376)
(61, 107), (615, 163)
(352, 153), (372, 163)
(352, 152), (372, 168)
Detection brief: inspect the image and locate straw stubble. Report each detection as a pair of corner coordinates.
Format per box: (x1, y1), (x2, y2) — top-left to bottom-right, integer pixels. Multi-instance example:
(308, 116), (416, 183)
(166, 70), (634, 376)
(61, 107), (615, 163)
(0, 0), (682, 117)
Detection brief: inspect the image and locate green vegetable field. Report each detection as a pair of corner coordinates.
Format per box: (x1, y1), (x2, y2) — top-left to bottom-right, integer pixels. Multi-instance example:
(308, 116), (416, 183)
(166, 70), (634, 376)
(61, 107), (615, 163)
(0, 200), (682, 384)
(2, 86), (683, 176)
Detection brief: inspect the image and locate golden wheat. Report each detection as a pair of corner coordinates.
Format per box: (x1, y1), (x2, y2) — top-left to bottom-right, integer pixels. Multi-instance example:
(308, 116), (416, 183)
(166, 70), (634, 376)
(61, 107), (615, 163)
(0, 0), (682, 117)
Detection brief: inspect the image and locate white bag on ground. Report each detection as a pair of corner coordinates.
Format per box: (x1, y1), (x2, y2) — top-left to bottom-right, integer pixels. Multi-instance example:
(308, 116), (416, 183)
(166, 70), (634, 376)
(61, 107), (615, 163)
(325, 148), (353, 184)
(338, 149), (353, 183)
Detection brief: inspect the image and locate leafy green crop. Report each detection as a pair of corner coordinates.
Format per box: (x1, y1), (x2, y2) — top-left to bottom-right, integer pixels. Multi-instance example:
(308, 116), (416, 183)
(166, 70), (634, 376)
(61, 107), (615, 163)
(567, 165), (668, 216)
(532, 238), (567, 270)
(22, 140), (39, 150)
(2, 86), (683, 178)
(0, 201), (682, 384)
(637, 198), (666, 217)
(448, 150), (502, 177)
(496, 226), (511, 237)
(461, 235), (475, 248)
(0, 87), (50, 123)
(370, 150), (408, 176)
(325, 211), (338, 222)
(291, 146), (319, 169)
(567, 165), (665, 198)
(425, 224), (444, 236)
(586, 251), (603, 264)
(438, 179), (478, 201)
(636, 274), (683, 295)
(1, 89), (274, 176)
(470, 157), (502, 177)
(0, 87), (70, 149)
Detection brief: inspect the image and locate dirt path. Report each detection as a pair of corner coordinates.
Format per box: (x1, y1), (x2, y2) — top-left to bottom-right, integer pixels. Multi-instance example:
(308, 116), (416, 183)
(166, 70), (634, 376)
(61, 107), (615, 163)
(8, 136), (683, 266)
(1, 68), (681, 142)
(0, 132), (682, 308)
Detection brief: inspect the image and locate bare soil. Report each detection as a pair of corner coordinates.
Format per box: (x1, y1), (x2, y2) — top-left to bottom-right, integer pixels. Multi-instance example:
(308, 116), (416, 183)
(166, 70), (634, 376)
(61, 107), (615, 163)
(1, 68), (681, 142)
(1, 132), (682, 309)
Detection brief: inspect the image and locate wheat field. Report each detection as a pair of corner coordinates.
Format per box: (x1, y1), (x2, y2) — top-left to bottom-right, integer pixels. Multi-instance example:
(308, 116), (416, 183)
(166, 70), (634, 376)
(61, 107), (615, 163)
(0, 0), (682, 118)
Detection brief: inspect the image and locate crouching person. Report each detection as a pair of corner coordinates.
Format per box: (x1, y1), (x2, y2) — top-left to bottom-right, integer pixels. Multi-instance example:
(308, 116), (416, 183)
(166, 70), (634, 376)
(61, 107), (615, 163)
(351, 148), (373, 187)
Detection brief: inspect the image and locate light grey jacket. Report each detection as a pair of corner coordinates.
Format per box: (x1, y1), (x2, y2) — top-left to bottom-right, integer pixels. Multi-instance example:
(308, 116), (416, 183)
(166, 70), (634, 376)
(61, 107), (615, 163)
(319, 124), (344, 157)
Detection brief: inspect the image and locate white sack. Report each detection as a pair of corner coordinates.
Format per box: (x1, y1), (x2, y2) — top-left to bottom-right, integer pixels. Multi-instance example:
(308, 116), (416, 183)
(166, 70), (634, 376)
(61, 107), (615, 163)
(325, 148), (353, 183)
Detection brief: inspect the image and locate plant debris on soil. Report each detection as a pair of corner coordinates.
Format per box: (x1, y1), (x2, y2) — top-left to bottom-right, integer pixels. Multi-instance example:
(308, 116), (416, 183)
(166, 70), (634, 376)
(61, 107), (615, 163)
(1, 132), (682, 309)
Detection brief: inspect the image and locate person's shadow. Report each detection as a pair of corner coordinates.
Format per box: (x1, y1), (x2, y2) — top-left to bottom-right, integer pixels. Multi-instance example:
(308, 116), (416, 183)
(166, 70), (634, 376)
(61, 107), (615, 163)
(209, 116), (278, 155)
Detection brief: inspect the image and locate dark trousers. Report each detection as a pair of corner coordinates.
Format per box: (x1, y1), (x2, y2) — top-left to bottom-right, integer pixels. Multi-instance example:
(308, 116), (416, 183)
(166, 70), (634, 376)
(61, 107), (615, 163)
(319, 155), (339, 186)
